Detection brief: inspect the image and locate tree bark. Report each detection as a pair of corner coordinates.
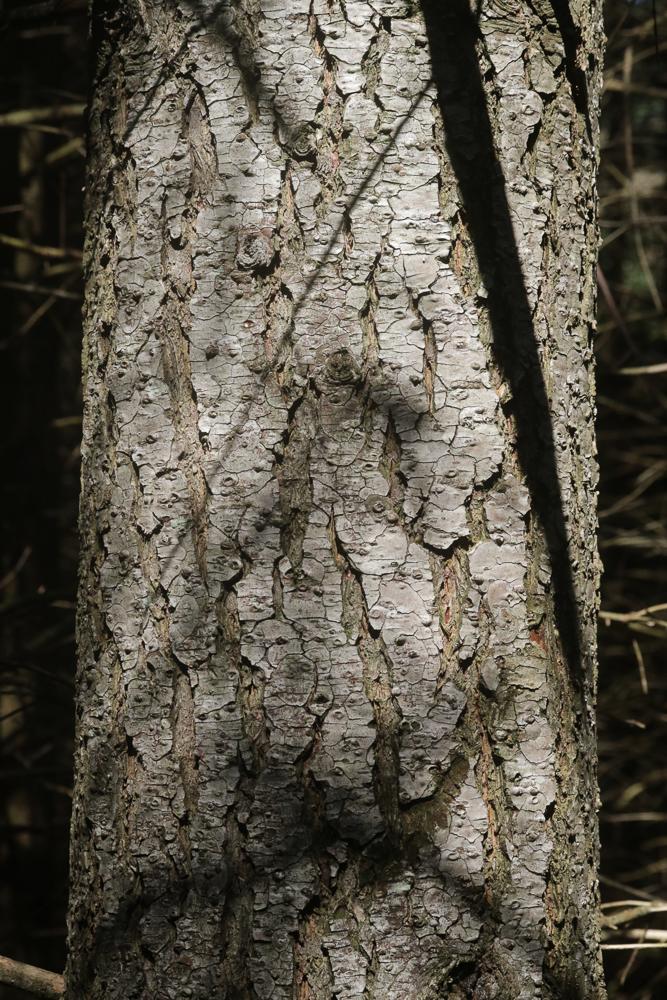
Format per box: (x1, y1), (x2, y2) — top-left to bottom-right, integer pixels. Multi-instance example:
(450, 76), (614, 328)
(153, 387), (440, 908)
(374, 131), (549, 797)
(68, 1), (605, 997)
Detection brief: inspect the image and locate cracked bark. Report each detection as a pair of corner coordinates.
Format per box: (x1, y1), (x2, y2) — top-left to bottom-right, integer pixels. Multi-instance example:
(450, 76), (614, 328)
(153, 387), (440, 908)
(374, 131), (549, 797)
(68, 1), (605, 998)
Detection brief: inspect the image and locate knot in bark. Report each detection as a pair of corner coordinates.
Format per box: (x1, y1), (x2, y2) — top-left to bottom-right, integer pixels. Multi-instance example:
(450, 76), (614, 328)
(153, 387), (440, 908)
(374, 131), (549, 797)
(236, 229), (274, 273)
(322, 348), (362, 386)
(290, 125), (315, 159)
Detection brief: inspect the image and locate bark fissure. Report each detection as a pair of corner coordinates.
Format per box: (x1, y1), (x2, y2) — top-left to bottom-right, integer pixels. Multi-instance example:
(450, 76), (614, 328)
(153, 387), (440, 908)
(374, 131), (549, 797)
(329, 512), (403, 842)
(157, 195), (210, 585)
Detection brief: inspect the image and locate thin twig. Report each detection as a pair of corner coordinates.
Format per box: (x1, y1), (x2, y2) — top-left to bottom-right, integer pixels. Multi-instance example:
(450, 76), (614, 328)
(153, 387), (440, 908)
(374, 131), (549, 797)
(0, 279), (80, 300)
(605, 77), (667, 99)
(0, 234), (81, 260)
(603, 942), (667, 950)
(603, 812), (667, 823)
(632, 638), (649, 693)
(619, 362), (667, 375)
(599, 602), (667, 623)
(0, 104), (85, 127)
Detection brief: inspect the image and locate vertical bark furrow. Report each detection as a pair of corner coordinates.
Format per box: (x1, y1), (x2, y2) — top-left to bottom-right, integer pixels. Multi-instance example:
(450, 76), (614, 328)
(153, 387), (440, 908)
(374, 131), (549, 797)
(329, 513), (403, 839)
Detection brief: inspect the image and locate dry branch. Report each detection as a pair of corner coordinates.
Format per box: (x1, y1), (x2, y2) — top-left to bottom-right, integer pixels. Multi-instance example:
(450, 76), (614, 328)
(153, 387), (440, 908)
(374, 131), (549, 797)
(0, 955), (64, 999)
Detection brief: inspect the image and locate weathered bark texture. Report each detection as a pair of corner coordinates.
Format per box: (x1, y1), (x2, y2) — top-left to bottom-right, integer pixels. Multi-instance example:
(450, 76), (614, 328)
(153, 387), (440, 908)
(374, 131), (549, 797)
(68, 1), (605, 997)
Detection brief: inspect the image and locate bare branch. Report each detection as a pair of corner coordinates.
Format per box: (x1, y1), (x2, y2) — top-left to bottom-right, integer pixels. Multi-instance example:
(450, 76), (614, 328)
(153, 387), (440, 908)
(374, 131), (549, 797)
(0, 955), (64, 999)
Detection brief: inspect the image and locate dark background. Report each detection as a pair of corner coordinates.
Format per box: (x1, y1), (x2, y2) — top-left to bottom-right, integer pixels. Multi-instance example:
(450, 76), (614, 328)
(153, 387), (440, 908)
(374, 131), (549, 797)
(0, 1), (665, 996)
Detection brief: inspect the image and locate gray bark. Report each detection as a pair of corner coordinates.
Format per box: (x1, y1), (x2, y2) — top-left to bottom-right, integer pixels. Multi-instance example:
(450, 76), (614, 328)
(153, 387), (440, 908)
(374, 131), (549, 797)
(68, 1), (605, 997)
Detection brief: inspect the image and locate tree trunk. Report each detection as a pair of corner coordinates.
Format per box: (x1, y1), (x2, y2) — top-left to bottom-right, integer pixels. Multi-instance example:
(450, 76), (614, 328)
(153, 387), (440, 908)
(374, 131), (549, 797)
(68, 1), (605, 997)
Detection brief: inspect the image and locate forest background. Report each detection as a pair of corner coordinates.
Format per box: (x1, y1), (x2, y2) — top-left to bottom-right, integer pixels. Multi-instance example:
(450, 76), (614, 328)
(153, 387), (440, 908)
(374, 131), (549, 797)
(0, 0), (664, 997)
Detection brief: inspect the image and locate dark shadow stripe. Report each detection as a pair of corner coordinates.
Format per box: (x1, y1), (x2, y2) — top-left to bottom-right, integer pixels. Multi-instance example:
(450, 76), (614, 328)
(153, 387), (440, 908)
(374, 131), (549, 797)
(421, 0), (583, 680)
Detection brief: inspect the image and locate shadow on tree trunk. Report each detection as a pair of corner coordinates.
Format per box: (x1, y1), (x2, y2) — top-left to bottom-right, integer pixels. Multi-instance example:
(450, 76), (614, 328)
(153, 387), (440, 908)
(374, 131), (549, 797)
(422, 0), (583, 683)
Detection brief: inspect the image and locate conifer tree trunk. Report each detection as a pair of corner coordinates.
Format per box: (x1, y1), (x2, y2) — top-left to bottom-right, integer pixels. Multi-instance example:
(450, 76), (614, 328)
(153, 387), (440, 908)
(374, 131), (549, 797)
(68, 1), (605, 997)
